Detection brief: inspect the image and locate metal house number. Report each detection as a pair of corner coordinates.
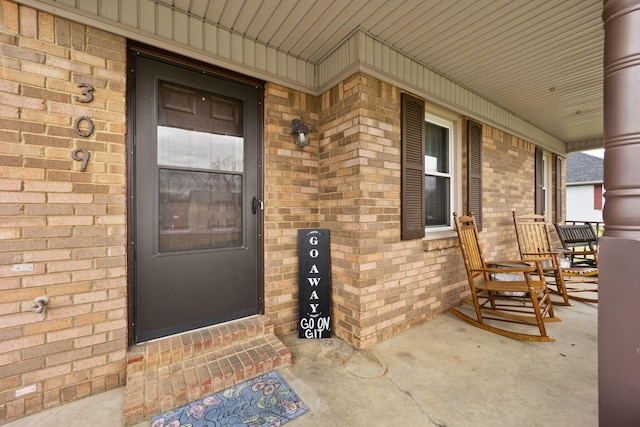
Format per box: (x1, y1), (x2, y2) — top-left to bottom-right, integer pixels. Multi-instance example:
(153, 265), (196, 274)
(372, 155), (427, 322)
(71, 148), (90, 172)
(72, 83), (94, 171)
(73, 83), (94, 103)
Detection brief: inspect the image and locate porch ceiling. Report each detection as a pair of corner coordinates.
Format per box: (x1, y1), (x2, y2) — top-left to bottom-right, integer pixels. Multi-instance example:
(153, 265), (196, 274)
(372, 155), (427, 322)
(160, 0), (603, 147)
(23, 0), (603, 149)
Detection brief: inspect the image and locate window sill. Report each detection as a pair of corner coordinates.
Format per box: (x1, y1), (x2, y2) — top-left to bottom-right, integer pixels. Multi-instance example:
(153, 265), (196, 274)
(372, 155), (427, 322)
(422, 230), (459, 251)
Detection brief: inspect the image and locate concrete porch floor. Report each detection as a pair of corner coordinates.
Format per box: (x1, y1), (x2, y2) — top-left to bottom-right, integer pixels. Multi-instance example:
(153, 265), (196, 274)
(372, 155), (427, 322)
(5, 300), (597, 427)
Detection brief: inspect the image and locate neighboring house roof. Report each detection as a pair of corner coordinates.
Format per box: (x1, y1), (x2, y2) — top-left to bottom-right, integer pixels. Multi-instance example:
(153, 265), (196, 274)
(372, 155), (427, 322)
(567, 152), (603, 184)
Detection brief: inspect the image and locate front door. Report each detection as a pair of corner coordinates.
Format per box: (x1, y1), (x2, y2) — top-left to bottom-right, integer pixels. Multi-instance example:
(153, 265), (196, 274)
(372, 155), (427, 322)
(132, 53), (261, 342)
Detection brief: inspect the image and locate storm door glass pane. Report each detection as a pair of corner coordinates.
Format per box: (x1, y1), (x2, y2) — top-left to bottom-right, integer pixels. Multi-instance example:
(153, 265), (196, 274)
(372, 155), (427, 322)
(156, 80), (245, 253)
(158, 126), (243, 172)
(159, 170), (242, 252)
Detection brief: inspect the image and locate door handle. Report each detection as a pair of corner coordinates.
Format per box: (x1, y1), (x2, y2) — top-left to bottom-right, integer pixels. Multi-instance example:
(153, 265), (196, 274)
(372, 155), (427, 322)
(252, 196), (259, 214)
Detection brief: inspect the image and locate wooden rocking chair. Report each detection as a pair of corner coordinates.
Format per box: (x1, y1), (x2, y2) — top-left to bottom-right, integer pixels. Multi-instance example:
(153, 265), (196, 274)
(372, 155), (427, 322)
(554, 223), (599, 268)
(452, 212), (558, 342)
(512, 212), (598, 304)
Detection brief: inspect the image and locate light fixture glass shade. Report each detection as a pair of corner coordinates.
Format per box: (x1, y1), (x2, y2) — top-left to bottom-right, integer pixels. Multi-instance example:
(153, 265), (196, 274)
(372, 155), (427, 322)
(291, 118), (310, 149)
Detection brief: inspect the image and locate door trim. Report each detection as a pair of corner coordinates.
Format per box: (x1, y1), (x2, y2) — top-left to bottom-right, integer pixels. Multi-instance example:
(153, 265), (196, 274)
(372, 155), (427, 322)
(126, 42), (265, 345)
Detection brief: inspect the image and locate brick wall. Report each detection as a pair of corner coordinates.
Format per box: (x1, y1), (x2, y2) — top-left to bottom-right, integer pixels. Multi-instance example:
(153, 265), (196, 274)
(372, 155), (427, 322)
(261, 76), (469, 348)
(318, 74), (369, 346)
(262, 73), (552, 349)
(0, 2), (127, 423)
(262, 83), (320, 335)
(473, 124), (564, 254)
(475, 125), (537, 259)
(318, 75), (466, 348)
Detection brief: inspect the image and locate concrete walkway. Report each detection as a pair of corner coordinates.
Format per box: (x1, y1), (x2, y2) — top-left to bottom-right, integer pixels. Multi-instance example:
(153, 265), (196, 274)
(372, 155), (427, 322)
(5, 301), (597, 427)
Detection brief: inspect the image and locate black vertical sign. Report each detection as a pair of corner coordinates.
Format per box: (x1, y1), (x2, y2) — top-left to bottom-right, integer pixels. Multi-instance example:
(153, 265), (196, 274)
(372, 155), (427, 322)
(298, 229), (331, 338)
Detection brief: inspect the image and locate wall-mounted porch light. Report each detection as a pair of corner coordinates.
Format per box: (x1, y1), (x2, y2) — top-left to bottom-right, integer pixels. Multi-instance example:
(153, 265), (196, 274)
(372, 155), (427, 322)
(291, 118), (310, 149)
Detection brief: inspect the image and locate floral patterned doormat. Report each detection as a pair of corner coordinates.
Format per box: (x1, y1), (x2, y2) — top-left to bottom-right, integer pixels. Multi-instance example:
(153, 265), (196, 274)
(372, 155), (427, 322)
(151, 371), (308, 427)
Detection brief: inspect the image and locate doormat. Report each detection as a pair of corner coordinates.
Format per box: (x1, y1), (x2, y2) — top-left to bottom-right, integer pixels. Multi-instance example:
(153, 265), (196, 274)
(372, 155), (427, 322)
(150, 371), (308, 427)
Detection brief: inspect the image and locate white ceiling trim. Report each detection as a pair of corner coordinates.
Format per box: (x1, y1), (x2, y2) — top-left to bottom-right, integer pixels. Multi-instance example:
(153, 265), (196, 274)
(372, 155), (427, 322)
(14, 0), (318, 94)
(344, 32), (565, 154)
(17, 0), (567, 153)
(567, 138), (605, 153)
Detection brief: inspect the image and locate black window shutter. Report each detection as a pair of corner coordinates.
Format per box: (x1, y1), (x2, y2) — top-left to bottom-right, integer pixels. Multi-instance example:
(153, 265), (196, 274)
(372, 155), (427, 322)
(401, 93), (425, 240)
(555, 155), (562, 221)
(467, 119), (483, 231)
(535, 147), (544, 215)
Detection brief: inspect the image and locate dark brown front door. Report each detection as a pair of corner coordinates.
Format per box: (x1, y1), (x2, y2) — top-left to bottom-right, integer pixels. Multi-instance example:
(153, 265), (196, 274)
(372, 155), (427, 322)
(132, 53), (261, 342)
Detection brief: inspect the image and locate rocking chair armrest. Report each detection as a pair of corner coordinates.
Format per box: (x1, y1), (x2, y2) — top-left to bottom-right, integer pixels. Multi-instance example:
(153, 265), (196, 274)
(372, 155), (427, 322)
(570, 249), (598, 255)
(480, 267), (536, 275)
(519, 258), (548, 264)
(483, 260), (537, 274)
(521, 251), (559, 259)
(488, 259), (536, 267)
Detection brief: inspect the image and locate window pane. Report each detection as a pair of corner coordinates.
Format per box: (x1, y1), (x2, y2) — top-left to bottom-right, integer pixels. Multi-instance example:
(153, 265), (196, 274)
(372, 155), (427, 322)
(158, 126), (243, 172)
(425, 122), (449, 174)
(425, 176), (450, 227)
(159, 169), (242, 252)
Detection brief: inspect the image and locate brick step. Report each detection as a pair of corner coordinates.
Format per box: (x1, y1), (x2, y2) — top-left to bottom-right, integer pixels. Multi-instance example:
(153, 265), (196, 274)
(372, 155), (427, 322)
(123, 315), (291, 426)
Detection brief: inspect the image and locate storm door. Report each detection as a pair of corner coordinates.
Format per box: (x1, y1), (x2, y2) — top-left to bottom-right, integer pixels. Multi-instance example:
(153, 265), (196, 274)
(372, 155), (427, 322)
(132, 54), (261, 342)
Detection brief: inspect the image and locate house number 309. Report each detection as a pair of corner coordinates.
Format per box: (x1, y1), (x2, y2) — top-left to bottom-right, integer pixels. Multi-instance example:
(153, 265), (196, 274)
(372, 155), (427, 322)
(72, 83), (94, 171)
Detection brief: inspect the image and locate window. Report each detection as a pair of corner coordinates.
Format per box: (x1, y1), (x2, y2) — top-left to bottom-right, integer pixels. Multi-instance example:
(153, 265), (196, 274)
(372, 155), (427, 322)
(594, 184), (603, 210)
(401, 93), (465, 239)
(535, 148), (556, 221)
(425, 117), (453, 230)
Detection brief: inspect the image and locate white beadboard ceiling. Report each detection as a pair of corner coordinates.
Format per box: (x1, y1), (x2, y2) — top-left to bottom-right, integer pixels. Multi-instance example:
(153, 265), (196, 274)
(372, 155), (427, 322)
(159, 0), (603, 146)
(21, 0), (604, 148)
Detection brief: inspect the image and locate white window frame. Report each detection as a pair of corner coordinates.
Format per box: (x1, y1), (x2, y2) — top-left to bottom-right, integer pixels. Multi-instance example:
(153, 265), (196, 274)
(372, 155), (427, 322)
(424, 112), (461, 236)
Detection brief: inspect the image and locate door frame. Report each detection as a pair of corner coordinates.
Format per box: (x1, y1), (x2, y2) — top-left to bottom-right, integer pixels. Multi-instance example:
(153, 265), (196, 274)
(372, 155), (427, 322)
(125, 42), (266, 345)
